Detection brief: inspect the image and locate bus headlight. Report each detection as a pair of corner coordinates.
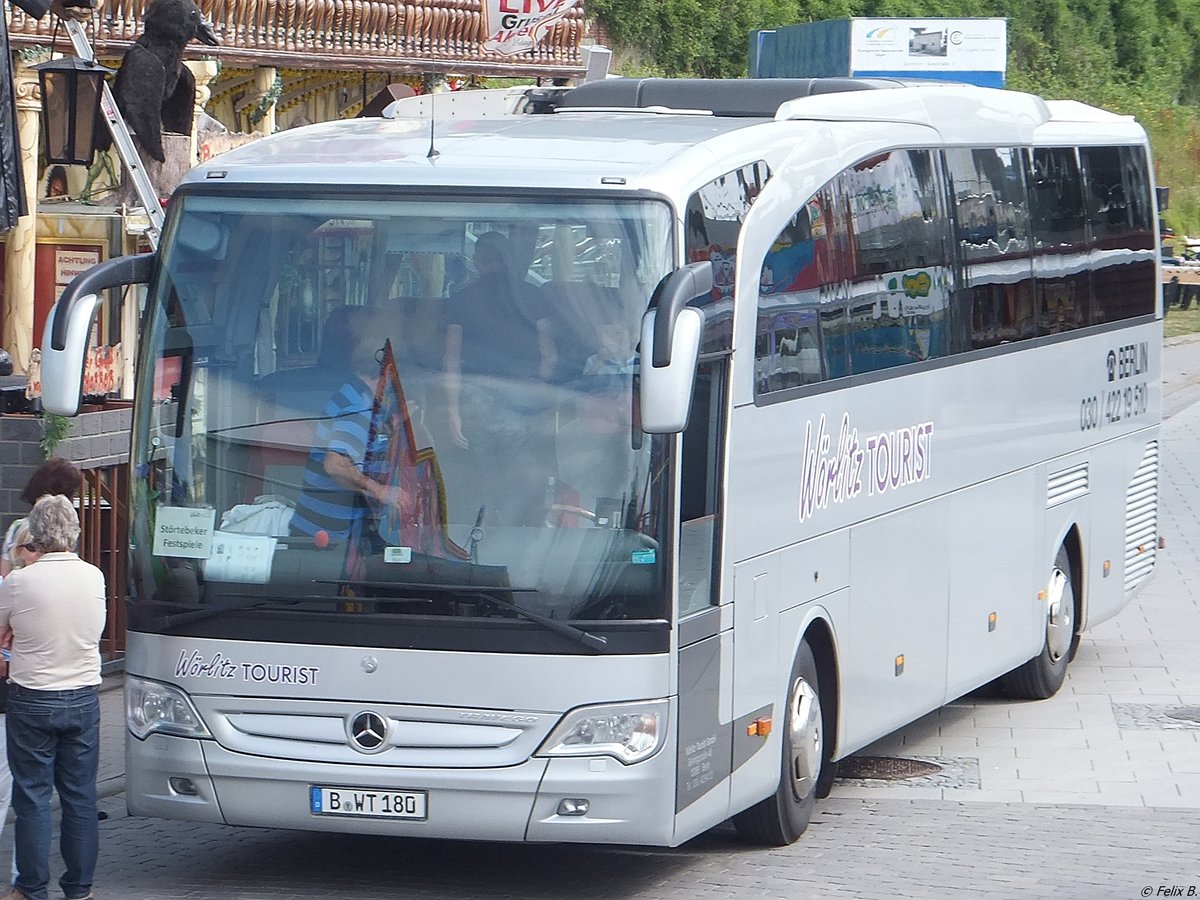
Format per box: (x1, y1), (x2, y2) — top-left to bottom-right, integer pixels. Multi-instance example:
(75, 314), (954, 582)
(537, 699), (668, 765)
(127, 676), (211, 741)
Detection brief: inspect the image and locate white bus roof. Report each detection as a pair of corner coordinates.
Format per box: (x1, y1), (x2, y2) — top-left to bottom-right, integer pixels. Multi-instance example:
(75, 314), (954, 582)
(184, 113), (768, 194)
(183, 79), (1147, 195)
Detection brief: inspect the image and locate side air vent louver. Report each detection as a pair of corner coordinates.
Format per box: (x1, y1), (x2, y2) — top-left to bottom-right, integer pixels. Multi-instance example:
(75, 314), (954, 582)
(1047, 462), (1089, 508)
(1124, 441), (1159, 594)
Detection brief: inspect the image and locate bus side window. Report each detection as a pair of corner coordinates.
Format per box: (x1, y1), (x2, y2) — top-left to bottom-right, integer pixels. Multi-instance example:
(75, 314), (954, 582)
(944, 147), (1036, 349)
(755, 182), (848, 394)
(842, 149), (952, 374)
(684, 160), (771, 355)
(1028, 147), (1091, 334)
(1079, 145), (1156, 323)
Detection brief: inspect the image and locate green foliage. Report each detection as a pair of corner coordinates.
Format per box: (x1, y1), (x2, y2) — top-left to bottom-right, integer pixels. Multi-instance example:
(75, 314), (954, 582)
(40, 414), (72, 458)
(247, 72), (283, 128)
(589, 0), (802, 77)
(1142, 106), (1200, 242)
(586, 0), (1200, 236)
(1164, 302), (1200, 339)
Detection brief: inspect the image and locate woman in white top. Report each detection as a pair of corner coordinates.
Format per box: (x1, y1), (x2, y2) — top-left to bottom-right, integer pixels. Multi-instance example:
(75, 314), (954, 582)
(0, 495), (104, 900)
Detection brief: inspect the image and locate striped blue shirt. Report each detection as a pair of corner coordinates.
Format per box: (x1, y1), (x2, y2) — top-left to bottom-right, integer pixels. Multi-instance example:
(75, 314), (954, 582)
(289, 380), (376, 541)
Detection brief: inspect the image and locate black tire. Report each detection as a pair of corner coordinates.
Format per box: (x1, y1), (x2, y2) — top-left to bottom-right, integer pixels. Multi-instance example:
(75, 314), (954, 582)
(733, 641), (826, 846)
(1000, 545), (1077, 700)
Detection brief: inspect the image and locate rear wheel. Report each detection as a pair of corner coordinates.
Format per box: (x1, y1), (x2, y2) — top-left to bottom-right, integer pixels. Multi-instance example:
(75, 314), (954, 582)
(1001, 545), (1077, 699)
(733, 642), (826, 846)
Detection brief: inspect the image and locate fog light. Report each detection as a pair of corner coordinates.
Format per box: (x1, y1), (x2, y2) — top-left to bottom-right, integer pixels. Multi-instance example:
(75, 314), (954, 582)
(168, 777), (198, 796)
(556, 798), (589, 816)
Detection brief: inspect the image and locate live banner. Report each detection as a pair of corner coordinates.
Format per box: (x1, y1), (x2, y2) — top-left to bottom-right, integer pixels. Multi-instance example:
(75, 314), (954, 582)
(483, 0), (582, 56)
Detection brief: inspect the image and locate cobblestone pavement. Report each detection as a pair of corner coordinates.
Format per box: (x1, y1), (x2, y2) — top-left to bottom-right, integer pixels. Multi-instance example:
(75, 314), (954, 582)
(71, 795), (1200, 899)
(3, 340), (1198, 899)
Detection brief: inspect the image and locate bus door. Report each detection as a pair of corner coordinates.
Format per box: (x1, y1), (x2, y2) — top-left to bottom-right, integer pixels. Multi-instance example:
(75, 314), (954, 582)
(673, 357), (734, 833)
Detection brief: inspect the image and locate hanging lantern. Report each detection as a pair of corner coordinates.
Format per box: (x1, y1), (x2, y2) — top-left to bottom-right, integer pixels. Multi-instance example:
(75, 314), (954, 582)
(33, 56), (114, 166)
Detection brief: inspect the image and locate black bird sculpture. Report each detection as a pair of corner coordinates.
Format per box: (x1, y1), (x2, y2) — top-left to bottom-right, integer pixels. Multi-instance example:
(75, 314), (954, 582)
(99, 0), (219, 162)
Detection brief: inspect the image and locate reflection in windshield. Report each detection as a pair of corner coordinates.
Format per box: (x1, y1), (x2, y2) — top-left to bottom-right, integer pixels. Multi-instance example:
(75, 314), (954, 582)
(129, 194), (674, 646)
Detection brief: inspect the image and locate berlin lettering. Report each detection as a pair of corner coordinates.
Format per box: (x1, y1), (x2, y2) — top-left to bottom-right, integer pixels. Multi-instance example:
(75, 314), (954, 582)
(799, 413), (934, 522)
(1106, 341), (1149, 382)
(174, 649), (320, 686)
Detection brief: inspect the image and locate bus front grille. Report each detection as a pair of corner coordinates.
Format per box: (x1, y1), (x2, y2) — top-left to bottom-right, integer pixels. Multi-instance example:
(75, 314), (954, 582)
(191, 698), (561, 768)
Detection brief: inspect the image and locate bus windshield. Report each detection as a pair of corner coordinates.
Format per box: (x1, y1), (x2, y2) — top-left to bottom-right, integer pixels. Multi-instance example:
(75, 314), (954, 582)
(128, 192), (675, 652)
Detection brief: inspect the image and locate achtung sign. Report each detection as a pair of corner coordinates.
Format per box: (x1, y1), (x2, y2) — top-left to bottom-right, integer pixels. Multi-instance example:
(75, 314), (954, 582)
(483, 0), (581, 56)
(54, 248), (101, 287)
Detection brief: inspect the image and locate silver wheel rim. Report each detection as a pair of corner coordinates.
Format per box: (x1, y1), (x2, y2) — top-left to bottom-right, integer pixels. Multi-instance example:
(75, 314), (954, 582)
(1046, 565), (1073, 662)
(788, 676), (823, 800)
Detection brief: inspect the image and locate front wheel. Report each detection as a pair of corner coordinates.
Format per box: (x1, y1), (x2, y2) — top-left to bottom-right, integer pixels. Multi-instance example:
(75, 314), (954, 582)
(733, 641), (826, 846)
(1000, 545), (1078, 699)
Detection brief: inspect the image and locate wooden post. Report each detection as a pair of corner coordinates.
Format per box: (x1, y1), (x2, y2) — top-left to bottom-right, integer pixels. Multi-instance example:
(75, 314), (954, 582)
(2, 56), (43, 375)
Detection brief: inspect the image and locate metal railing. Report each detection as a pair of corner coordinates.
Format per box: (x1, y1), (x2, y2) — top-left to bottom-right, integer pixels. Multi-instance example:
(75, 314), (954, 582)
(7, 0), (585, 76)
(77, 464), (129, 659)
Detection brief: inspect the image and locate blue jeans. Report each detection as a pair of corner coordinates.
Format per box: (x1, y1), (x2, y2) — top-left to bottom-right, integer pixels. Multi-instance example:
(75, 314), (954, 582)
(6, 684), (100, 900)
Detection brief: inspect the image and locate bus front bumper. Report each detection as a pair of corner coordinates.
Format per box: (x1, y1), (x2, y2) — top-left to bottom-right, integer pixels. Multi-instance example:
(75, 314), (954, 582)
(126, 733), (679, 845)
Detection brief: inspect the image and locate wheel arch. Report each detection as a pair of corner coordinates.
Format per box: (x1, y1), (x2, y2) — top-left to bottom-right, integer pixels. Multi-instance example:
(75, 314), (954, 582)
(799, 616), (840, 763)
(1058, 522), (1085, 637)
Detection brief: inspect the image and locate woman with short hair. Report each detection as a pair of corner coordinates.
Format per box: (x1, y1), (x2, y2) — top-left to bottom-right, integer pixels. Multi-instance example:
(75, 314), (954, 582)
(0, 494), (104, 900)
(0, 458), (81, 580)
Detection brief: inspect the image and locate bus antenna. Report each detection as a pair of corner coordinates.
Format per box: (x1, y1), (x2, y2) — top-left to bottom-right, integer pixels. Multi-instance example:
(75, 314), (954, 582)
(427, 90), (440, 159)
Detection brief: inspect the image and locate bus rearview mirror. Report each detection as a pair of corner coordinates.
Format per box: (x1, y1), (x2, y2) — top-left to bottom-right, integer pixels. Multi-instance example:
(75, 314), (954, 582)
(639, 305), (704, 434)
(39, 252), (155, 416)
(649, 261), (712, 368)
(40, 293), (105, 416)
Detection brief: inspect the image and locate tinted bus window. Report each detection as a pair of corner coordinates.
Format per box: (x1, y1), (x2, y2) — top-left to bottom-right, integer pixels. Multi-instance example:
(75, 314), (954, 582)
(1028, 147), (1091, 334)
(1080, 145), (1156, 323)
(685, 161), (771, 353)
(755, 182), (851, 392)
(944, 147), (1036, 349)
(842, 149), (952, 373)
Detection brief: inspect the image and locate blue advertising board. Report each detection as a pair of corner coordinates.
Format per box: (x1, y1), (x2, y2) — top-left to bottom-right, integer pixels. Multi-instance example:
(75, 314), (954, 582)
(750, 18), (1007, 88)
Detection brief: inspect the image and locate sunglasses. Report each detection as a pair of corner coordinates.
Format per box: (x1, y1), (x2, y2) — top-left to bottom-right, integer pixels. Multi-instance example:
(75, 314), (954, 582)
(19, 543), (38, 552)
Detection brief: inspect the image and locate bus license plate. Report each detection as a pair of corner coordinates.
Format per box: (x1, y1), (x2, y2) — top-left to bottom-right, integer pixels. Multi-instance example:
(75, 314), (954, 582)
(310, 786), (427, 820)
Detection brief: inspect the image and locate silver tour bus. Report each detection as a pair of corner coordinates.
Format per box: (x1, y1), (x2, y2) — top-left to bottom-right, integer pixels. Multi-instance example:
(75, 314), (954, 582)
(41, 79), (1160, 846)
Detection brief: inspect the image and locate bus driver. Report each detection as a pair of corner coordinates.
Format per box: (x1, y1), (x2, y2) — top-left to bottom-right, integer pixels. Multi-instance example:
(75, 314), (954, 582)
(289, 307), (407, 554)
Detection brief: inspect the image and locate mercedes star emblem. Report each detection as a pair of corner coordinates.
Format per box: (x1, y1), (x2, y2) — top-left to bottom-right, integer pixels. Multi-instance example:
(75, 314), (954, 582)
(348, 711), (389, 753)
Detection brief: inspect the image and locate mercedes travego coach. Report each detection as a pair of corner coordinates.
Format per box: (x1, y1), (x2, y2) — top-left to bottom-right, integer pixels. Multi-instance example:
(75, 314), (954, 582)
(41, 78), (1160, 847)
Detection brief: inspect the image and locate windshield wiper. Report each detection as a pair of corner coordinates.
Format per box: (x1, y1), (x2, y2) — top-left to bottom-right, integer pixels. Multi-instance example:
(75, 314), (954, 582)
(467, 590), (608, 653)
(314, 580), (608, 652)
(152, 595), (432, 629)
